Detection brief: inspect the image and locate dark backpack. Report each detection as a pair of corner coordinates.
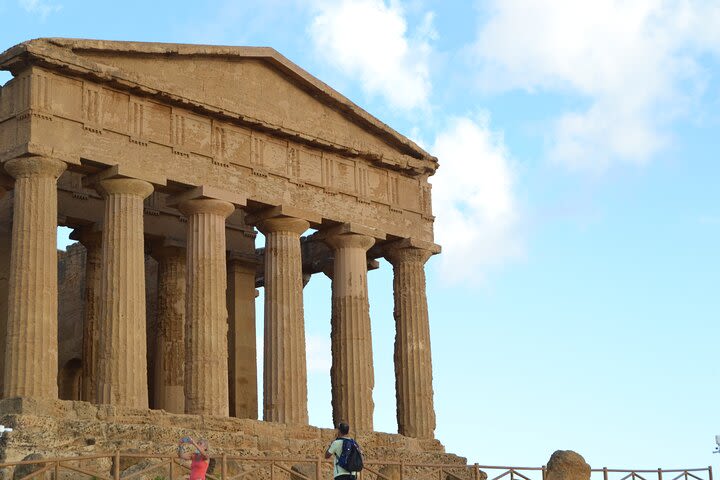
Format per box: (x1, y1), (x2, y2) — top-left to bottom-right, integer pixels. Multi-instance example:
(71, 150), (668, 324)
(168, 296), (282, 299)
(336, 438), (364, 472)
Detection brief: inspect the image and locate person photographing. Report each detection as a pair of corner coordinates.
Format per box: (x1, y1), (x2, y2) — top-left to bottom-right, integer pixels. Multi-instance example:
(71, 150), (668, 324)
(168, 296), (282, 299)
(325, 422), (364, 480)
(178, 436), (210, 480)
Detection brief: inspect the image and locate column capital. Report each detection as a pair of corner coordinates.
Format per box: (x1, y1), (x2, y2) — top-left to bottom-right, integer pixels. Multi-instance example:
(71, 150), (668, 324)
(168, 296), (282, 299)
(96, 178), (154, 199)
(384, 238), (441, 266)
(4, 156), (66, 179)
(324, 232), (375, 251)
(178, 198), (235, 218)
(257, 216), (310, 236)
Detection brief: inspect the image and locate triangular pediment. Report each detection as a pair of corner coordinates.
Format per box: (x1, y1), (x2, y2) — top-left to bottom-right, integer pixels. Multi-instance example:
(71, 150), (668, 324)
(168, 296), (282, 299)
(0, 38), (436, 175)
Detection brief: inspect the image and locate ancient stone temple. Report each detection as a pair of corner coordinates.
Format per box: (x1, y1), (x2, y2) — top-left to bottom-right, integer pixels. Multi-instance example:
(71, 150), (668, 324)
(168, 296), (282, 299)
(0, 38), (447, 463)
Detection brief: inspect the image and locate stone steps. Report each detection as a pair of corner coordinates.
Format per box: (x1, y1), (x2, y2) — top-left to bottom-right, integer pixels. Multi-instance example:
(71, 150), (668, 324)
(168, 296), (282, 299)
(0, 397), (467, 471)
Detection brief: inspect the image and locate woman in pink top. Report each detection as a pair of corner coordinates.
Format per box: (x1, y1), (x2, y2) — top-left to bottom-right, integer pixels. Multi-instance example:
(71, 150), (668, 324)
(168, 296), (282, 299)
(178, 436), (210, 480)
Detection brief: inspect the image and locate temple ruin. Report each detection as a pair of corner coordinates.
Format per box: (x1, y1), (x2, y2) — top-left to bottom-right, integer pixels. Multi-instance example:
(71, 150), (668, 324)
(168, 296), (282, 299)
(0, 38), (447, 463)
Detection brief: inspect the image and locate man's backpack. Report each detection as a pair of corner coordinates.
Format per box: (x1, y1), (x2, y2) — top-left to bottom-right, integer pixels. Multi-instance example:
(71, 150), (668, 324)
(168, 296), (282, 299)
(336, 438), (364, 472)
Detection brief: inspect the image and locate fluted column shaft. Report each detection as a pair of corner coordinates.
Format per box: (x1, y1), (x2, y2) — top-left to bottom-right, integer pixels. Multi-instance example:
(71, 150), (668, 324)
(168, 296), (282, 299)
(0, 189), (12, 397)
(2, 156), (66, 398)
(77, 230), (102, 403)
(96, 178), (153, 408)
(386, 246), (436, 439)
(325, 233), (375, 431)
(180, 199), (234, 416)
(258, 217), (309, 424)
(227, 260), (258, 419)
(153, 247), (186, 414)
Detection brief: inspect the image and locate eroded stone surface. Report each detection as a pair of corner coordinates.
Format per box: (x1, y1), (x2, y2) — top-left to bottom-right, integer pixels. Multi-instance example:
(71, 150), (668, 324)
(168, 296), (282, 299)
(0, 38), (443, 451)
(151, 246), (186, 414)
(258, 217), (310, 425)
(325, 232), (376, 432)
(95, 178), (154, 408)
(3, 156), (66, 399)
(74, 230), (102, 403)
(179, 198), (235, 416)
(546, 450), (591, 480)
(386, 245), (436, 439)
(0, 398), (461, 469)
(227, 258), (259, 419)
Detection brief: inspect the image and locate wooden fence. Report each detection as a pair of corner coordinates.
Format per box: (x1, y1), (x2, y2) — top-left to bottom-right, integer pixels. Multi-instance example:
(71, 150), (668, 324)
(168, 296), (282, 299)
(0, 452), (712, 480)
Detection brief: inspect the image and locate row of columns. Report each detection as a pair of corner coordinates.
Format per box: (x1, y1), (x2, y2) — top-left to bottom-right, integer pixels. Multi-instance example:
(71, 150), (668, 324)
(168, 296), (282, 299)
(1, 155), (438, 438)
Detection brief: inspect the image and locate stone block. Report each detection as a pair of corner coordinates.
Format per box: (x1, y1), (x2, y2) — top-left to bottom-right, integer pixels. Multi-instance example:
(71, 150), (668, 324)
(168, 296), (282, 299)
(379, 464), (402, 480)
(257, 435), (288, 453)
(291, 462), (318, 480)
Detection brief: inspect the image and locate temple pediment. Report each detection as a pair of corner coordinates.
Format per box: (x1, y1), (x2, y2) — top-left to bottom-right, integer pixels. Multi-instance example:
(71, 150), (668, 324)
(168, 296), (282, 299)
(0, 38), (437, 176)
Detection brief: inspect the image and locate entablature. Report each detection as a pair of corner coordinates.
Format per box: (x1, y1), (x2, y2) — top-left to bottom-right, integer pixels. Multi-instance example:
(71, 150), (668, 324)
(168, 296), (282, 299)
(0, 54), (438, 244)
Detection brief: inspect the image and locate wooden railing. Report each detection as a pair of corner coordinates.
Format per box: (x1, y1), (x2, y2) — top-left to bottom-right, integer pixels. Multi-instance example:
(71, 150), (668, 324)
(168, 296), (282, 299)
(471, 465), (714, 480)
(0, 453), (712, 480)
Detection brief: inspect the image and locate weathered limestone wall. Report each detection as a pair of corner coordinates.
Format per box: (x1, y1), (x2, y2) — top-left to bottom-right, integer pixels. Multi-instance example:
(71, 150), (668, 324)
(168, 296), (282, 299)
(56, 243), (159, 403)
(0, 398), (460, 467)
(57, 243), (85, 400)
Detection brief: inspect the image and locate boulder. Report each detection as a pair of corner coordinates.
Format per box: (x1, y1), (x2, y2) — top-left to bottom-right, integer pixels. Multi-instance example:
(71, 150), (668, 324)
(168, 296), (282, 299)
(546, 450), (590, 480)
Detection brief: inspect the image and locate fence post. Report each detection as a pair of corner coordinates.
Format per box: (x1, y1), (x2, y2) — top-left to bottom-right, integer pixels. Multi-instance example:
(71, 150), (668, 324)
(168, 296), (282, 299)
(474, 463), (480, 480)
(114, 450), (121, 480)
(658, 468), (663, 480)
(603, 467), (609, 480)
(542, 466), (547, 480)
(54, 460), (59, 480)
(709, 466), (713, 480)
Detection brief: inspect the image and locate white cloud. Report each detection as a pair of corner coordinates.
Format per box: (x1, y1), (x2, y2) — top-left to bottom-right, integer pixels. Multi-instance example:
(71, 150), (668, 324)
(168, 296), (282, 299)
(306, 334), (331, 373)
(309, 0), (434, 110)
(430, 115), (522, 282)
(19, 0), (61, 19)
(473, 0), (720, 171)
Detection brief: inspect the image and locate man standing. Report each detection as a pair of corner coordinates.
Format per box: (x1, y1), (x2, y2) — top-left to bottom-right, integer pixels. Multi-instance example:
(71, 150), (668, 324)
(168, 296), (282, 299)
(325, 422), (360, 480)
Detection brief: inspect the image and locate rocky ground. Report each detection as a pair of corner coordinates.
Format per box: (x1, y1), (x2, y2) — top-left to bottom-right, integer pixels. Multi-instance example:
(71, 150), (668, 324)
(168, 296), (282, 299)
(0, 397), (472, 480)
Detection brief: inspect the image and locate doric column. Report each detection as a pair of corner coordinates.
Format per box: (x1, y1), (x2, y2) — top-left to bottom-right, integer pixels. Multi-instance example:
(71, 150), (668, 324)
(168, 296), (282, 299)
(152, 246), (186, 414)
(227, 256), (258, 419)
(95, 178), (153, 408)
(2, 156), (66, 398)
(179, 199), (234, 416)
(257, 216), (310, 424)
(0, 186), (14, 397)
(74, 229), (103, 403)
(385, 243), (438, 439)
(324, 232), (375, 431)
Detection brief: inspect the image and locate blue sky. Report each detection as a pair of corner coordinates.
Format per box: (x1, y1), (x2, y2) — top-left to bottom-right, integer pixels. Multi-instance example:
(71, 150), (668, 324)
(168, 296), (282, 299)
(2, 0), (720, 472)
